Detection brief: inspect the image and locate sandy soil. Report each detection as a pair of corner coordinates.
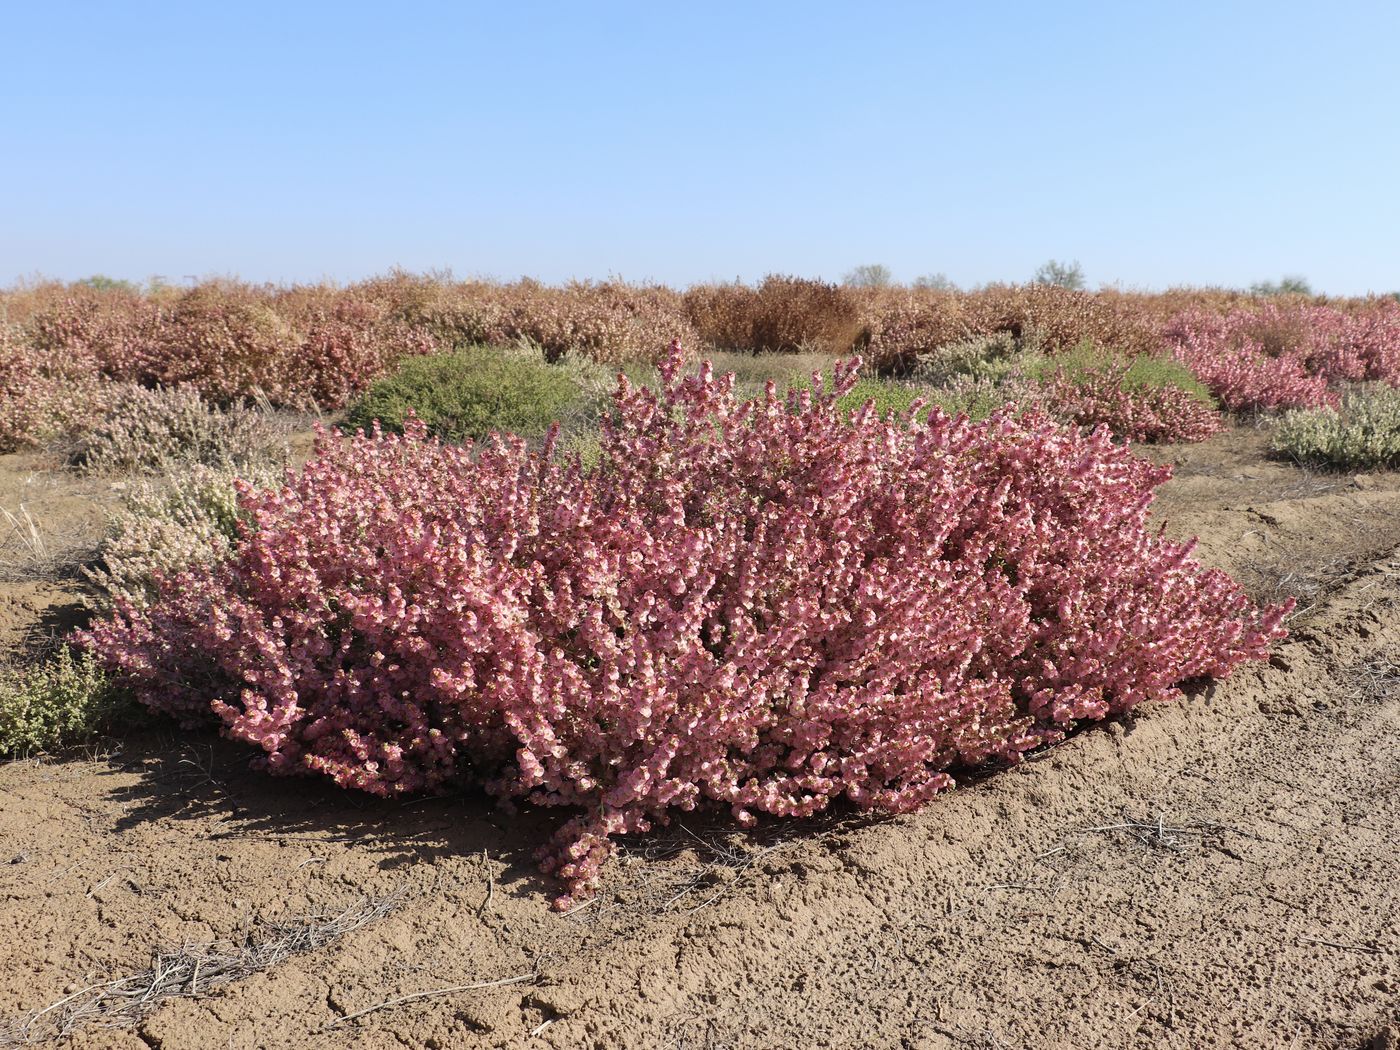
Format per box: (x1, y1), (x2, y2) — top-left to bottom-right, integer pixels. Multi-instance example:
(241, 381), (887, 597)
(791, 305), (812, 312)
(1, 428), (1398, 1049)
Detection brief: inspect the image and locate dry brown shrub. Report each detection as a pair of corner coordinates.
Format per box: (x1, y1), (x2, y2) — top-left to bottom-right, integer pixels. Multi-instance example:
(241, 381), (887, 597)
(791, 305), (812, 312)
(959, 284), (1159, 356)
(685, 275), (862, 355)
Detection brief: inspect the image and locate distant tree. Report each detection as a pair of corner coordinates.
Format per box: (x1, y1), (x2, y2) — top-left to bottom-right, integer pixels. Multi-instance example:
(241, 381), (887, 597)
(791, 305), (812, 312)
(913, 272), (956, 291)
(843, 263), (894, 288)
(1249, 275), (1314, 296)
(75, 274), (138, 293)
(1032, 259), (1086, 290)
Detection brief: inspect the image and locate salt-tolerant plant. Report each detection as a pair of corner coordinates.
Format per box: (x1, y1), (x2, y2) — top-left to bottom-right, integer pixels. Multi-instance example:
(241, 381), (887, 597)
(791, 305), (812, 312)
(910, 332), (1031, 386)
(341, 347), (591, 446)
(71, 384), (279, 473)
(1270, 385), (1400, 469)
(1162, 302), (1400, 412)
(0, 647), (131, 757)
(86, 458), (288, 611)
(0, 324), (112, 452)
(1027, 346), (1223, 444)
(81, 343), (1290, 907)
(927, 375), (1028, 422)
(684, 276), (862, 356)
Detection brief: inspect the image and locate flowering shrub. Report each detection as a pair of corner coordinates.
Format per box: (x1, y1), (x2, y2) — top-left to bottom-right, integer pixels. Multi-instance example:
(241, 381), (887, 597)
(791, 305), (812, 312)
(1035, 367), (1223, 443)
(0, 327), (111, 452)
(1162, 301), (1400, 412)
(81, 344), (1290, 906)
(1167, 329), (1334, 413)
(1029, 350), (1224, 444)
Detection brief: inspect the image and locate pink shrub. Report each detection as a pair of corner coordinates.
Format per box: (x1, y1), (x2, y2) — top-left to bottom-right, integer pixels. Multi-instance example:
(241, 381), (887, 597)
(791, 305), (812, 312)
(0, 332), (110, 452)
(1034, 364), (1224, 443)
(1163, 301), (1400, 412)
(79, 345), (1290, 906)
(286, 297), (438, 409)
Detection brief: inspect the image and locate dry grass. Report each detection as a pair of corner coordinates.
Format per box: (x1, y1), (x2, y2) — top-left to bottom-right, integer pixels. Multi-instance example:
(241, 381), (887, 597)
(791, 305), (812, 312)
(0, 887), (410, 1045)
(0, 504), (92, 582)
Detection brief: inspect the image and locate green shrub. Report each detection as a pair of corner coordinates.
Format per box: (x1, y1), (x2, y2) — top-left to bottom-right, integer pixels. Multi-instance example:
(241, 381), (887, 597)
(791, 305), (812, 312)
(835, 378), (937, 421)
(342, 347), (588, 444)
(1271, 386), (1400, 469)
(0, 647), (132, 757)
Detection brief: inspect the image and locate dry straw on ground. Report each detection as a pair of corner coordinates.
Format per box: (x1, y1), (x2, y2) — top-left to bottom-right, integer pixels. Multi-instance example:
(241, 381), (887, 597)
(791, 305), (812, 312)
(0, 887), (409, 1046)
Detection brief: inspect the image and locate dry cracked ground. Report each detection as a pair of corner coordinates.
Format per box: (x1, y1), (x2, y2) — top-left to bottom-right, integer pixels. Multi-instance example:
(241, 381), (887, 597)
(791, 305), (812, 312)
(1, 426), (1398, 1049)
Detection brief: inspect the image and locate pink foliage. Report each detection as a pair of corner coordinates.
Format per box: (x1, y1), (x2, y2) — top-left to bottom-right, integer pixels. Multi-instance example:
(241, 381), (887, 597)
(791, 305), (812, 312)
(1035, 365), (1224, 444)
(0, 333), (110, 451)
(79, 345), (1290, 906)
(1163, 301), (1400, 412)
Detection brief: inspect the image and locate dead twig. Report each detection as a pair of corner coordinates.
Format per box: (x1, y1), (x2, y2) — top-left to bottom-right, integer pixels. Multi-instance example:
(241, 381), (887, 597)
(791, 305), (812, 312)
(1080, 813), (1232, 853)
(321, 963), (541, 1030)
(1296, 934), (1382, 955)
(0, 886), (409, 1046)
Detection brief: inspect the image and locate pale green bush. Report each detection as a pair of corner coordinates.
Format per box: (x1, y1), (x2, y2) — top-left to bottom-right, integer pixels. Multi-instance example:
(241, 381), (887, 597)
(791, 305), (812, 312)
(0, 647), (131, 757)
(87, 457), (287, 610)
(71, 384), (279, 473)
(1271, 385), (1400, 469)
(910, 331), (1032, 386)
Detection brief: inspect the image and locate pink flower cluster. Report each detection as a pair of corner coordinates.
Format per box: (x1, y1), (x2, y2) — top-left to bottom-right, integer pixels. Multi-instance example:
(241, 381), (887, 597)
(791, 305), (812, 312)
(1163, 301), (1400, 412)
(1035, 364), (1224, 444)
(79, 344), (1290, 906)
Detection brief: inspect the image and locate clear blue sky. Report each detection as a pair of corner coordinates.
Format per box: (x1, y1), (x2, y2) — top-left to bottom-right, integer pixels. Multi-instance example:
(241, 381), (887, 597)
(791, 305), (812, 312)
(4, 1), (1398, 294)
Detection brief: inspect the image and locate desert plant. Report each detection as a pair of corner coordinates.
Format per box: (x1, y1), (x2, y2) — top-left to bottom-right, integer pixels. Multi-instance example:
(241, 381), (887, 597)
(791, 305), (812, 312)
(86, 458), (287, 611)
(684, 276), (862, 355)
(857, 292), (974, 371)
(1029, 347), (1223, 444)
(910, 332), (1031, 386)
(342, 348), (590, 445)
(1270, 385), (1400, 469)
(82, 345), (1289, 907)
(0, 325), (112, 452)
(71, 384), (280, 473)
(833, 378), (934, 421)
(927, 375), (1028, 422)
(1163, 300), (1400, 410)
(0, 647), (131, 757)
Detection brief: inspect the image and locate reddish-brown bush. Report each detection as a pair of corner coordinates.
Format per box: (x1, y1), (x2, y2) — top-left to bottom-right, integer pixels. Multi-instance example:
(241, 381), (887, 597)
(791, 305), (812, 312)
(685, 276), (862, 355)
